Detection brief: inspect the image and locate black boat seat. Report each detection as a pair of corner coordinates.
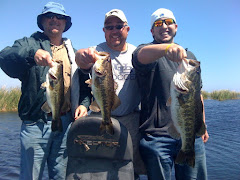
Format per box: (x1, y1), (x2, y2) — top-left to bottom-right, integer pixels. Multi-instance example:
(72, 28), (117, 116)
(66, 116), (134, 180)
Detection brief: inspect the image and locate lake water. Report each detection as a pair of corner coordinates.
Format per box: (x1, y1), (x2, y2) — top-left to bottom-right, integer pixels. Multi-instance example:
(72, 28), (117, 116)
(0, 100), (240, 180)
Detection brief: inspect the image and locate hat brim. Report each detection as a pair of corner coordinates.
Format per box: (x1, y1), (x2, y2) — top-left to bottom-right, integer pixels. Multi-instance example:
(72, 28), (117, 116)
(37, 13), (72, 32)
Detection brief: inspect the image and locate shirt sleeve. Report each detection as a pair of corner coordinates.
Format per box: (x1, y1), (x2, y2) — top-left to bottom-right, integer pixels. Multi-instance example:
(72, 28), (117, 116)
(0, 37), (38, 81)
(132, 43), (157, 75)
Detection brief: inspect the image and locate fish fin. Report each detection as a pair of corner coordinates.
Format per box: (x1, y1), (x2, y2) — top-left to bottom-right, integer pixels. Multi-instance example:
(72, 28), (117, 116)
(195, 120), (206, 137)
(112, 94), (121, 110)
(168, 123), (181, 139)
(100, 121), (114, 135)
(89, 101), (101, 112)
(41, 82), (47, 89)
(41, 102), (52, 113)
(51, 118), (63, 132)
(114, 81), (118, 92)
(175, 150), (195, 168)
(85, 79), (92, 86)
(166, 97), (172, 106)
(195, 101), (206, 137)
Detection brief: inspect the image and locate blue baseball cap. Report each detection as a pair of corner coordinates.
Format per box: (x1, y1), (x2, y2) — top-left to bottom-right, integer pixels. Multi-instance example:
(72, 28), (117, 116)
(37, 2), (72, 32)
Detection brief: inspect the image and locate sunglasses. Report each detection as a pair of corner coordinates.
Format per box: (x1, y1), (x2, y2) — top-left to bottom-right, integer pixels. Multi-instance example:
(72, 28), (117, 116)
(104, 25), (128, 31)
(44, 13), (66, 20)
(154, 19), (175, 27)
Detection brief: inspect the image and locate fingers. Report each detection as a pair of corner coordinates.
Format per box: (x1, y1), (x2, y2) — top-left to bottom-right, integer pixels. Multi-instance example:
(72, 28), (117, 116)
(202, 131), (209, 143)
(34, 49), (53, 67)
(74, 105), (88, 120)
(75, 48), (97, 69)
(165, 44), (187, 62)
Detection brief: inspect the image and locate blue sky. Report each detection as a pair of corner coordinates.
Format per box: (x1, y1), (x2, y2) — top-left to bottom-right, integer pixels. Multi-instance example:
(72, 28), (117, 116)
(0, 0), (239, 92)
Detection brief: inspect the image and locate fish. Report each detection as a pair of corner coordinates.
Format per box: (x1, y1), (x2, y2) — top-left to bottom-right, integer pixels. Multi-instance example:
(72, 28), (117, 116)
(85, 51), (121, 135)
(166, 58), (206, 167)
(41, 60), (64, 132)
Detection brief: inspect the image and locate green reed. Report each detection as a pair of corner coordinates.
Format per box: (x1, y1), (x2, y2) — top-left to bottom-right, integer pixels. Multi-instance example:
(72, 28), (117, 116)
(209, 90), (240, 101)
(201, 90), (210, 100)
(0, 87), (21, 112)
(0, 87), (239, 112)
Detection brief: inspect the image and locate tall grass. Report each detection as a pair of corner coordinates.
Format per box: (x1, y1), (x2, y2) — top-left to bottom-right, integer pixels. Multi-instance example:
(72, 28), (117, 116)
(0, 87), (21, 112)
(0, 87), (239, 112)
(209, 90), (240, 101)
(201, 90), (210, 100)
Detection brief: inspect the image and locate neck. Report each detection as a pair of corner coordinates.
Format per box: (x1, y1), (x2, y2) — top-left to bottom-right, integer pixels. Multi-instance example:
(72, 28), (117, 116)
(44, 32), (63, 46)
(109, 42), (128, 52)
(50, 38), (63, 46)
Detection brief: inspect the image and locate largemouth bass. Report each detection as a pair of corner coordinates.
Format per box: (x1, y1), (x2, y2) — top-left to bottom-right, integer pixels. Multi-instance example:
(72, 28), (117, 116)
(85, 51), (121, 135)
(166, 58), (206, 167)
(41, 60), (64, 132)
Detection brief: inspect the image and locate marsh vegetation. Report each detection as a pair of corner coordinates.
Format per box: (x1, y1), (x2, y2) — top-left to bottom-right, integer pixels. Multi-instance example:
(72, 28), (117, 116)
(0, 87), (239, 112)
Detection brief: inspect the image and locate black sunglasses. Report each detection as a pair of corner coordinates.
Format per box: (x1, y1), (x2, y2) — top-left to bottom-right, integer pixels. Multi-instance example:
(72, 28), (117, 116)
(104, 25), (128, 31)
(44, 13), (66, 20)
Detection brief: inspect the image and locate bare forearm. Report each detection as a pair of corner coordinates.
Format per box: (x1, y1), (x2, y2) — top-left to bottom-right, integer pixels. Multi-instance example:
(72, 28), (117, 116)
(137, 44), (167, 64)
(137, 43), (187, 64)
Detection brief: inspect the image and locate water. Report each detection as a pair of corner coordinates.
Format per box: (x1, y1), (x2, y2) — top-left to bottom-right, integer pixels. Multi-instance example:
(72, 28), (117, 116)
(0, 100), (240, 180)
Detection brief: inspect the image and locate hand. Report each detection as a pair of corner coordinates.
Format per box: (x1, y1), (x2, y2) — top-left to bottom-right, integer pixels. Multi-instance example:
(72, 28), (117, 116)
(74, 105), (88, 120)
(34, 49), (53, 67)
(165, 44), (187, 62)
(202, 129), (209, 143)
(75, 47), (98, 69)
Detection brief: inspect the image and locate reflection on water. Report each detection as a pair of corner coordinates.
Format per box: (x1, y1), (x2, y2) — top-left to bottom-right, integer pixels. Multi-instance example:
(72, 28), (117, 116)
(0, 100), (240, 180)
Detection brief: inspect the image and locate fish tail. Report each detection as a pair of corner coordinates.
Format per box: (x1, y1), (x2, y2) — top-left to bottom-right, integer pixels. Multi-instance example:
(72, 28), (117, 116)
(100, 121), (114, 135)
(51, 119), (63, 132)
(51, 120), (58, 132)
(175, 150), (195, 168)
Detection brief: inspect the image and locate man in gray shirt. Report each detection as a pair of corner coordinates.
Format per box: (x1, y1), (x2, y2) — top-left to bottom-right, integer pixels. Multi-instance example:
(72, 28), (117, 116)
(75, 9), (145, 178)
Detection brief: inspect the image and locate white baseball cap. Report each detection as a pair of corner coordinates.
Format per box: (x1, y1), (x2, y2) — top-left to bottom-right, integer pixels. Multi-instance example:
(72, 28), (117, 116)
(104, 9), (128, 24)
(151, 8), (176, 28)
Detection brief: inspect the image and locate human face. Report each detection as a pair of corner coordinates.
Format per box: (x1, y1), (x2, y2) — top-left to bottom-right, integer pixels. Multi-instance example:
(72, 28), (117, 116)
(41, 13), (66, 38)
(151, 18), (178, 43)
(103, 16), (129, 51)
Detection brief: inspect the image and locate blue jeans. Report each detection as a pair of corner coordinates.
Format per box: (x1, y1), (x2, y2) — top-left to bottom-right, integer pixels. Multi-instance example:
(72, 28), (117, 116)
(20, 112), (72, 180)
(140, 134), (207, 180)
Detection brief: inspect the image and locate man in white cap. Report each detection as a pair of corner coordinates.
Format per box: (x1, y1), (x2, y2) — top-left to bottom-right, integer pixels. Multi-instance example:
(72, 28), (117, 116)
(132, 8), (209, 179)
(0, 2), (91, 179)
(75, 9), (144, 179)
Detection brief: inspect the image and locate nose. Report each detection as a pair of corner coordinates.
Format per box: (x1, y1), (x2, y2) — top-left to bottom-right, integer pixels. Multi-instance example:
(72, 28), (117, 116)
(162, 22), (168, 28)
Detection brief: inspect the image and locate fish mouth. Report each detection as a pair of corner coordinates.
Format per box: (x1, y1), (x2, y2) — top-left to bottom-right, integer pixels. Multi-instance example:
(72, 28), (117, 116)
(175, 85), (188, 94)
(49, 72), (58, 80)
(95, 70), (104, 77)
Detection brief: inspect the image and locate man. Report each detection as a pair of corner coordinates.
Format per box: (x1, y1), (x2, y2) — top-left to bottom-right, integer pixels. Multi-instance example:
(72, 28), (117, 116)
(132, 8), (209, 180)
(75, 9), (144, 178)
(0, 2), (91, 179)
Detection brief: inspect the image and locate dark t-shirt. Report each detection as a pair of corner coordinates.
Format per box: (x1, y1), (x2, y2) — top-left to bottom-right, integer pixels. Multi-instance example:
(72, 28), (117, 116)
(132, 41), (197, 136)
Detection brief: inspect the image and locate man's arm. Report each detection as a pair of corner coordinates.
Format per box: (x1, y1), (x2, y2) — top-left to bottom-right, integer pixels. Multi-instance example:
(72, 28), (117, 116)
(137, 43), (187, 64)
(75, 47), (97, 70)
(201, 94), (209, 143)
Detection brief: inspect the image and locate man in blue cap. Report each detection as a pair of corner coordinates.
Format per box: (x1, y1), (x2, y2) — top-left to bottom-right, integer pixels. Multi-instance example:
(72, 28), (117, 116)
(0, 2), (91, 179)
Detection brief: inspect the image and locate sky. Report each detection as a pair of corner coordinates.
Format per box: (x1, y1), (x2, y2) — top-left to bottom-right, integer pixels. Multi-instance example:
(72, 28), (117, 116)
(0, 0), (239, 92)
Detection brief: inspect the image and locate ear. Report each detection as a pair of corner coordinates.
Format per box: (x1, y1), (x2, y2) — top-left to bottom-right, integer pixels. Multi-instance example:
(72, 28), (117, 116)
(126, 26), (130, 32)
(175, 24), (178, 31)
(103, 27), (106, 33)
(150, 28), (154, 36)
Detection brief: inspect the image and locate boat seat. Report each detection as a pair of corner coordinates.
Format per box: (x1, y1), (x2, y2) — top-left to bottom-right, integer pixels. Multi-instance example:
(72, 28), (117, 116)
(66, 115), (134, 180)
